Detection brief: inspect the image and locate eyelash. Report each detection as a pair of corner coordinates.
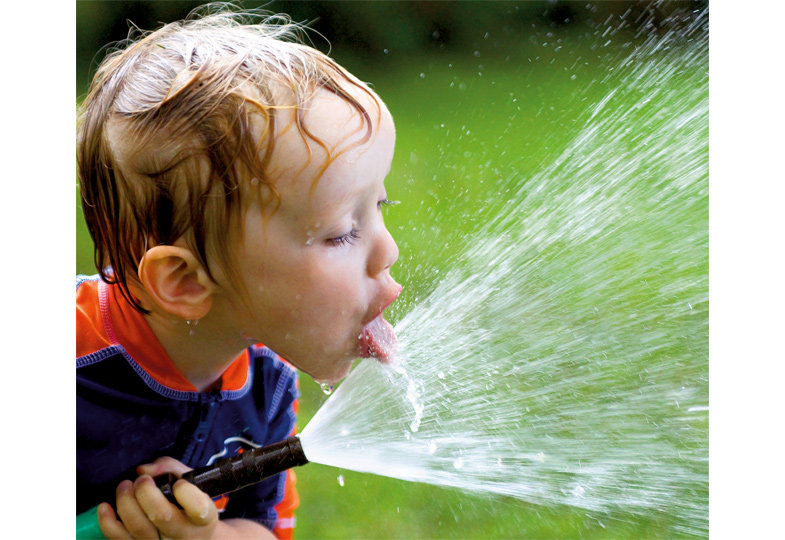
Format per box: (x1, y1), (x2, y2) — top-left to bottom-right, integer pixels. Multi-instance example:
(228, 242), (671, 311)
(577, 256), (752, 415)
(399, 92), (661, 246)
(328, 198), (399, 247)
(328, 228), (361, 247)
(379, 198), (400, 210)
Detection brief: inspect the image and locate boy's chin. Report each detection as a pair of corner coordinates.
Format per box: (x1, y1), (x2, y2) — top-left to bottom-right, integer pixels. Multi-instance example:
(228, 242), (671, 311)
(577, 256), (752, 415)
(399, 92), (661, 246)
(308, 356), (355, 387)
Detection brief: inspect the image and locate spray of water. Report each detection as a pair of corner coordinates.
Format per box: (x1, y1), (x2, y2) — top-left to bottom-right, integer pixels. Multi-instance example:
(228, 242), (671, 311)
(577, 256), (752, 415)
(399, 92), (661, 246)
(301, 7), (708, 538)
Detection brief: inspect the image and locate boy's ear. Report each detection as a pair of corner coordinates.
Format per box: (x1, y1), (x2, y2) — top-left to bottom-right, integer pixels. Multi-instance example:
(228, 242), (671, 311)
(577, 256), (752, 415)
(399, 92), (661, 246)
(137, 245), (215, 320)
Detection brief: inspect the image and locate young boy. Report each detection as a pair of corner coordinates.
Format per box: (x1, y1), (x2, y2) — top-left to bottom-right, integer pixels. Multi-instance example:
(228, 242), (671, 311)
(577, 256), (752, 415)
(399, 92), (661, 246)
(77, 9), (402, 539)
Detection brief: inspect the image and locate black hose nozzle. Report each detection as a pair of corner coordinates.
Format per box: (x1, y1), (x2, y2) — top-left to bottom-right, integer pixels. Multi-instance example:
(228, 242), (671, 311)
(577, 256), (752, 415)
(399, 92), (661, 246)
(155, 435), (308, 504)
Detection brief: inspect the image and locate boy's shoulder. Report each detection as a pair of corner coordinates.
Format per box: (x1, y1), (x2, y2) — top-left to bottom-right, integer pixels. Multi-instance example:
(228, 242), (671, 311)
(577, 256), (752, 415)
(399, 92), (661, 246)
(76, 274), (298, 401)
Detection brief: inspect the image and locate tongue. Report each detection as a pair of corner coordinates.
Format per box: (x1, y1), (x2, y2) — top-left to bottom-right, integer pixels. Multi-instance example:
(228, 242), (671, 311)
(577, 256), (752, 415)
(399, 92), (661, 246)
(361, 315), (398, 363)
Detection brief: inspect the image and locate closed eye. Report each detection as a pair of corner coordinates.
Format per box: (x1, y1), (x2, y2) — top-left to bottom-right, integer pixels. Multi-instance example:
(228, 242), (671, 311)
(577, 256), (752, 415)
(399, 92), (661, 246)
(328, 228), (361, 247)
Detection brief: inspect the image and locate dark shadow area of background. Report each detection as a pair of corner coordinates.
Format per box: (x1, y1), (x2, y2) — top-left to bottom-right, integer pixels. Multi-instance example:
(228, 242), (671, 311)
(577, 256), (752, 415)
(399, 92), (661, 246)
(77, 0), (707, 98)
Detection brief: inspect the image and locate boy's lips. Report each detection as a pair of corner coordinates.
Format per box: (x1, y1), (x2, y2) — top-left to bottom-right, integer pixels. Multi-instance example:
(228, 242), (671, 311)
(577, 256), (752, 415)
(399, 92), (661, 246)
(358, 285), (402, 363)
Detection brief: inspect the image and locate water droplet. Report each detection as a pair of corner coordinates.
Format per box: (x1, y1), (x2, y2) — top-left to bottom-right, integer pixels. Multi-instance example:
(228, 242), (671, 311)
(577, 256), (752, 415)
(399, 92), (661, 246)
(186, 319), (199, 336)
(453, 457), (464, 469)
(383, 48), (389, 54)
(419, 73), (425, 79)
(320, 383), (334, 395)
(337, 475), (345, 487)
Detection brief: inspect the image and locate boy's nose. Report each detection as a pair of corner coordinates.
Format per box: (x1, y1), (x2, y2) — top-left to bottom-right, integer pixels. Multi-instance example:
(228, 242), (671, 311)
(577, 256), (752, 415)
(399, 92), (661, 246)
(368, 224), (399, 277)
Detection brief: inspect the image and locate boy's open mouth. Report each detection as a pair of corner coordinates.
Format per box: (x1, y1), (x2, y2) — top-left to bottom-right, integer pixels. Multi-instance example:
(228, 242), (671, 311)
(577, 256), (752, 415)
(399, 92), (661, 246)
(358, 285), (402, 363)
(359, 314), (397, 362)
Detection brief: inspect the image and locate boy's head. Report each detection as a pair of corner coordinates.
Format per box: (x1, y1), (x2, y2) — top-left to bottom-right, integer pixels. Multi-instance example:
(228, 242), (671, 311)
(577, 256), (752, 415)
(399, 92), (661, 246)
(78, 8), (401, 382)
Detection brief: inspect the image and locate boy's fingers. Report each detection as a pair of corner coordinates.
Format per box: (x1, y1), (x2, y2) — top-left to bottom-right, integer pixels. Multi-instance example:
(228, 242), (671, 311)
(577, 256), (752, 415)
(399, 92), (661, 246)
(96, 502), (132, 540)
(137, 456), (192, 477)
(173, 479), (217, 526)
(133, 474), (185, 534)
(115, 480), (159, 539)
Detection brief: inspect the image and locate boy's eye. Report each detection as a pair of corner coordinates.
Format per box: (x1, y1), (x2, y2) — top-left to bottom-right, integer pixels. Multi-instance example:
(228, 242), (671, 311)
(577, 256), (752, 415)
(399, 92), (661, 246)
(378, 198), (400, 211)
(328, 228), (361, 247)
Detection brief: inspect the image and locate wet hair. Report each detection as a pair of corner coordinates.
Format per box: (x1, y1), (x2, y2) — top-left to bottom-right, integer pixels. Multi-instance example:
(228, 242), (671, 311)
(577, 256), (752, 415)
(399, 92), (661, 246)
(77, 4), (378, 312)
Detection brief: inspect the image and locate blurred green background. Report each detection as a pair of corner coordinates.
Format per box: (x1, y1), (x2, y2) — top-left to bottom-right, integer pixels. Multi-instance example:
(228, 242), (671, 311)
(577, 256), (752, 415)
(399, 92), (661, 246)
(76, 1), (707, 538)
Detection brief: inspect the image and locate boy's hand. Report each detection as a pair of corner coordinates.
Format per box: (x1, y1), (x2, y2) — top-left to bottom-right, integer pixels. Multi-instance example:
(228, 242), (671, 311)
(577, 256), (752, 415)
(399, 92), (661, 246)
(97, 457), (218, 539)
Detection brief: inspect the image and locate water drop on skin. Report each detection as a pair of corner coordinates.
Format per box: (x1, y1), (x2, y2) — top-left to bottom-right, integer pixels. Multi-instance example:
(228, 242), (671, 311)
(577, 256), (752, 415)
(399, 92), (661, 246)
(320, 383), (334, 395)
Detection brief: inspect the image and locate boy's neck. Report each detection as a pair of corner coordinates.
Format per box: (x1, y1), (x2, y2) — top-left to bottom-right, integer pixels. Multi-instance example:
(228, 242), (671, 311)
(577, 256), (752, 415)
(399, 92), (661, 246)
(143, 308), (248, 393)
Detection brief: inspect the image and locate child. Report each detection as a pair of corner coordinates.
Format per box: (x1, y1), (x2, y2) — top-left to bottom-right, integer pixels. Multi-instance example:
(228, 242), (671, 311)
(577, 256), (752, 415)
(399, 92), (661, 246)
(77, 7), (402, 539)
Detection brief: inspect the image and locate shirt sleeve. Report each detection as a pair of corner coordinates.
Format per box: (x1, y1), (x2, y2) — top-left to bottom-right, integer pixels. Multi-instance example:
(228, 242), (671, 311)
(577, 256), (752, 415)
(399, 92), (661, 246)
(272, 468), (299, 539)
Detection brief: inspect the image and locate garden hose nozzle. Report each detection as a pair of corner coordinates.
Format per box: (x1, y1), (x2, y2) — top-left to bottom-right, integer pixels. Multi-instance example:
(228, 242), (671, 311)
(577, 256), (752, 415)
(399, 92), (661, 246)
(155, 435), (308, 502)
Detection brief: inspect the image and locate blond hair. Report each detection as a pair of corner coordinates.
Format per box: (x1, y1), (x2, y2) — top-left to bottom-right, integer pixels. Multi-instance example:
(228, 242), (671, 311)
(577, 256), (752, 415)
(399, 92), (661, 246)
(78, 4), (377, 312)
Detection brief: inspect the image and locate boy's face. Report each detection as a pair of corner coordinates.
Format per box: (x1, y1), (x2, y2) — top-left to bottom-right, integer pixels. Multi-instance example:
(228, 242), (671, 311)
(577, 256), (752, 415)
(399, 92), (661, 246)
(225, 87), (401, 384)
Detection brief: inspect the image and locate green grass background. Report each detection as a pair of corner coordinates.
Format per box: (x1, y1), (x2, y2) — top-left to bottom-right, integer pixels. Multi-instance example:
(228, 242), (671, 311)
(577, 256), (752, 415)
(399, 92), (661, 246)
(76, 20), (706, 539)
